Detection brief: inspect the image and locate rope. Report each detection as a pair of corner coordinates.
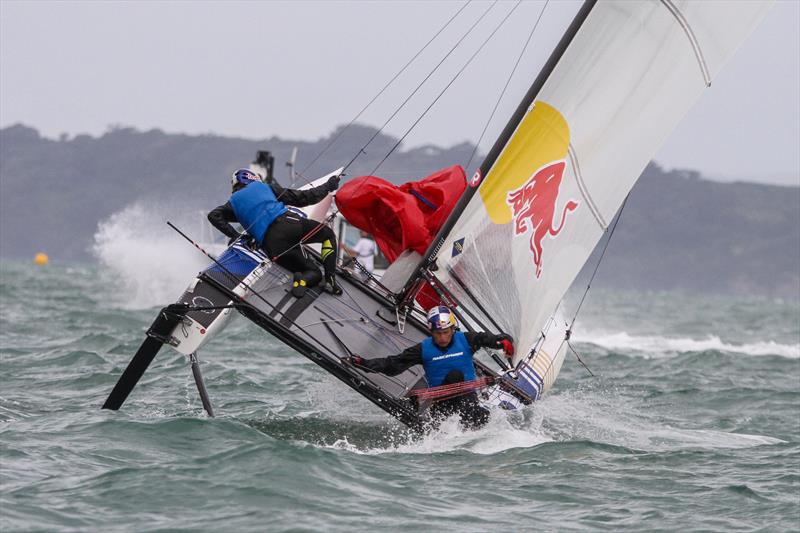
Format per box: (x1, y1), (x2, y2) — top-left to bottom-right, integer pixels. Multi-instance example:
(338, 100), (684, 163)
(268, 211), (338, 263)
(166, 221), (345, 363)
(410, 376), (495, 401)
(370, 1), (523, 176)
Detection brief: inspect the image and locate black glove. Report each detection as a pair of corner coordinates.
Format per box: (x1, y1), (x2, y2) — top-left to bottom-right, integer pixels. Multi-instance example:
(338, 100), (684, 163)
(325, 175), (341, 193)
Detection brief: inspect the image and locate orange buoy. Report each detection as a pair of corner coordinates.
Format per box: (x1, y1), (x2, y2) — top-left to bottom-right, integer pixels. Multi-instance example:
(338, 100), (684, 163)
(34, 252), (49, 265)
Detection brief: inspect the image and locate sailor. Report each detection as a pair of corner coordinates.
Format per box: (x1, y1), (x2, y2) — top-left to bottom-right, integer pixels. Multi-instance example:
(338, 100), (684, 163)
(346, 305), (514, 429)
(208, 168), (343, 296)
(340, 230), (376, 277)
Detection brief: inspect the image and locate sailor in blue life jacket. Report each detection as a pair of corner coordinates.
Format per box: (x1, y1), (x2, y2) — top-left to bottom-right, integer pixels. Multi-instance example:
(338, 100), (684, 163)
(208, 168), (343, 296)
(347, 305), (515, 429)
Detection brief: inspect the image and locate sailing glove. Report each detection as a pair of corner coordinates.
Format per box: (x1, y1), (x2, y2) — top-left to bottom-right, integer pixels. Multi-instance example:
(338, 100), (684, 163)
(347, 355), (366, 367)
(494, 334), (515, 358)
(325, 175), (341, 193)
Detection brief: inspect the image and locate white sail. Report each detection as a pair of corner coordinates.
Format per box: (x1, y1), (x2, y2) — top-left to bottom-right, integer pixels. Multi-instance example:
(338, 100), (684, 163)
(424, 0), (772, 382)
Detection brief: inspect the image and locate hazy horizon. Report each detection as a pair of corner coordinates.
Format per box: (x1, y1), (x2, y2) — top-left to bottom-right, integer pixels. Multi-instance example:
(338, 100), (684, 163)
(2, 0), (798, 186)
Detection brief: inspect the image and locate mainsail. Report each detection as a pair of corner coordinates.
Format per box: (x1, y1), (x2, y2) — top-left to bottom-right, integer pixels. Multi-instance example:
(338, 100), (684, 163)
(401, 0), (772, 382)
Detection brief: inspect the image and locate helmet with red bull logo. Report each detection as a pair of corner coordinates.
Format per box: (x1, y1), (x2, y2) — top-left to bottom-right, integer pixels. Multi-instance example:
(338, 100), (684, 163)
(231, 168), (263, 188)
(426, 306), (456, 331)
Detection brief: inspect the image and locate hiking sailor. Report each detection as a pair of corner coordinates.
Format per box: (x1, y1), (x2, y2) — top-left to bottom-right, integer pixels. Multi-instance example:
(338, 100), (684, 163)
(208, 168), (343, 296)
(346, 305), (515, 428)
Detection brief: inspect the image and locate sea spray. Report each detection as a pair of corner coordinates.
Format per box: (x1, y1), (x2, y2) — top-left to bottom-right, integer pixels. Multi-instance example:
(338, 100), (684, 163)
(92, 202), (218, 309)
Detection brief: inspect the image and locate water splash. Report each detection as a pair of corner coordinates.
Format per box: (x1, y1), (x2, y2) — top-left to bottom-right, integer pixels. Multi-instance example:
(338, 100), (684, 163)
(91, 202), (216, 309)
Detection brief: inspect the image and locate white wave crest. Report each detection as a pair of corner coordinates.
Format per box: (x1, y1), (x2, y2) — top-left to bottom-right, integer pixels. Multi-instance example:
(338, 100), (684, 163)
(308, 377), (551, 455)
(327, 413), (553, 456)
(575, 330), (800, 359)
(92, 202), (215, 309)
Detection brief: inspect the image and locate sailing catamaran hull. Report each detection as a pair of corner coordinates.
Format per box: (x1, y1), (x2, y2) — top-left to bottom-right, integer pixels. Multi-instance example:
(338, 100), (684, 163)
(165, 243), (272, 356)
(103, 239), (548, 430)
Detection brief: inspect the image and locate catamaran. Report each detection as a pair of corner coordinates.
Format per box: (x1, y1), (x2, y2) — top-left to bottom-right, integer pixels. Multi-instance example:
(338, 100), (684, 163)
(102, 0), (772, 431)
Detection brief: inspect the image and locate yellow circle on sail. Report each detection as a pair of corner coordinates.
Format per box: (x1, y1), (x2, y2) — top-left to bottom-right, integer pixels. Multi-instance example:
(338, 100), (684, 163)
(34, 253), (49, 265)
(479, 101), (570, 224)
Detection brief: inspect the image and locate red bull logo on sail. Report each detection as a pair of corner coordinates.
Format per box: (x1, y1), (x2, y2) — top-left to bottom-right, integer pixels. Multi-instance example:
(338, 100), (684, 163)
(506, 160), (578, 278)
(477, 100), (576, 278)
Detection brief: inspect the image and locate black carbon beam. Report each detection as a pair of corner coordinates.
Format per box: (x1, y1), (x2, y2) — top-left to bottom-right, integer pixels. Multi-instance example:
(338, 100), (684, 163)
(190, 352), (215, 417)
(102, 304), (190, 410)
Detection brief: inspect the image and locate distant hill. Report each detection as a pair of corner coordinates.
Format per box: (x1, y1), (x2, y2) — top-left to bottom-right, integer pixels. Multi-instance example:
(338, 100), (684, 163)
(1, 124), (797, 299)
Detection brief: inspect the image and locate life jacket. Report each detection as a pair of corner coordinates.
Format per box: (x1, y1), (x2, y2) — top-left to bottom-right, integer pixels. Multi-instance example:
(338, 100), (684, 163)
(229, 182), (288, 244)
(421, 331), (475, 387)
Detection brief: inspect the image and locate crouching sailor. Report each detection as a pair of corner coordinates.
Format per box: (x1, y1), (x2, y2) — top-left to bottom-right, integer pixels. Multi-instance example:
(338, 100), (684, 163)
(208, 168), (343, 296)
(346, 305), (514, 429)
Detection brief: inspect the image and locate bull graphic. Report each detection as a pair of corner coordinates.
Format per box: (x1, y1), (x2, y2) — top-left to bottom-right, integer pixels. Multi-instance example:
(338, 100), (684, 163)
(506, 161), (578, 278)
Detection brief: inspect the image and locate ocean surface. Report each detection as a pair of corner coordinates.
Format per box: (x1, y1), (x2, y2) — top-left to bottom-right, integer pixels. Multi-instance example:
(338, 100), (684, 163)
(1, 254), (798, 532)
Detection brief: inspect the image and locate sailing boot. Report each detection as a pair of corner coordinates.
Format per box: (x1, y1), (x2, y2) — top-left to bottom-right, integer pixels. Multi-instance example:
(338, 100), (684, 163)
(320, 237), (342, 295)
(323, 276), (343, 296)
(291, 272), (308, 298)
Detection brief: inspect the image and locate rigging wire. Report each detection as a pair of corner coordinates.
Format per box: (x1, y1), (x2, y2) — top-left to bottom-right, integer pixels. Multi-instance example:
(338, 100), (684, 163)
(464, 0), (550, 172)
(300, 0), (472, 176)
(254, 2), (502, 264)
(341, 0), (500, 175)
(369, 0), (523, 176)
(230, 2), (496, 264)
(565, 194), (631, 375)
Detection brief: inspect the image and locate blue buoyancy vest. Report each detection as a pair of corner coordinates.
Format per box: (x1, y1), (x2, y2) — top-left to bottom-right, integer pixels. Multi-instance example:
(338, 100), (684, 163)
(421, 331), (475, 387)
(229, 182), (288, 244)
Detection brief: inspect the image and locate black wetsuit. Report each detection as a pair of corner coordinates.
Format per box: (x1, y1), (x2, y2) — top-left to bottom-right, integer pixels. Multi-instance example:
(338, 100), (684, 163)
(208, 179), (336, 287)
(360, 331), (509, 429)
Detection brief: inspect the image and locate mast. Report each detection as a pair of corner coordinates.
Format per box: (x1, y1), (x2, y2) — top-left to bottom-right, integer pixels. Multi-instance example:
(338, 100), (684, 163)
(397, 0), (598, 304)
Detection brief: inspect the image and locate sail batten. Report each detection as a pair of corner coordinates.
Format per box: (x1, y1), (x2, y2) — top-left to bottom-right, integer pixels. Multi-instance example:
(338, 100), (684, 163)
(568, 143), (606, 229)
(660, 0), (712, 86)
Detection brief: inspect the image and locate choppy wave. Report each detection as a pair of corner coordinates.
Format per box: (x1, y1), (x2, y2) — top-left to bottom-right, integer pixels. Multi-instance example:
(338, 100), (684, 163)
(2, 258), (799, 531)
(315, 388), (785, 457)
(575, 330), (800, 359)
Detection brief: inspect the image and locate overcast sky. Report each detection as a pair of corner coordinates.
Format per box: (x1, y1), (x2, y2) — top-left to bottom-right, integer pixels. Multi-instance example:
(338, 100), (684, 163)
(1, 0), (798, 186)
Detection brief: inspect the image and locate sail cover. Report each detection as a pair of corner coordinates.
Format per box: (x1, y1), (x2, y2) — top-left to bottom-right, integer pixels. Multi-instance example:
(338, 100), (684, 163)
(412, 0), (772, 367)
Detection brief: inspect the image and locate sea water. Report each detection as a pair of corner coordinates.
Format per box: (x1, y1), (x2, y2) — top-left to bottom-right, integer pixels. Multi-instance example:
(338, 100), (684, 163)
(1, 245), (798, 531)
